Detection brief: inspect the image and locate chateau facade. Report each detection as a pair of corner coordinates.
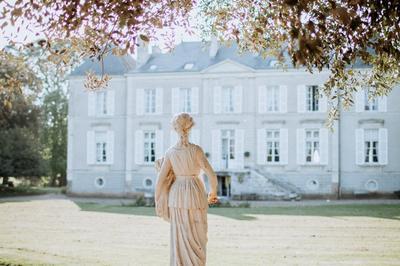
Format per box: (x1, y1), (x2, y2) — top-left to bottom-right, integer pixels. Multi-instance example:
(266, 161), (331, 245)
(67, 41), (400, 199)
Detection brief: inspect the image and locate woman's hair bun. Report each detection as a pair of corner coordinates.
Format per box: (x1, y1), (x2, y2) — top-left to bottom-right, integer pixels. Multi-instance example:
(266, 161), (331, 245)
(171, 112), (195, 145)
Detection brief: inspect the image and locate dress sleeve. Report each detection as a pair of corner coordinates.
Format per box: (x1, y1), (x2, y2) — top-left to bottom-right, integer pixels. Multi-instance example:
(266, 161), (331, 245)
(196, 146), (218, 196)
(155, 153), (172, 199)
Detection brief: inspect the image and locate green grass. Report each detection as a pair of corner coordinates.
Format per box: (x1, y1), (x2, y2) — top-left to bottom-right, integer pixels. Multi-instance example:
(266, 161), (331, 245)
(0, 186), (64, 198)
(76, 202), (400, 221)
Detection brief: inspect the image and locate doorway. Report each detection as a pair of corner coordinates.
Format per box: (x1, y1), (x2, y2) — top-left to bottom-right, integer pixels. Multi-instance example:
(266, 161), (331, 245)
(217, 175), (231, 197)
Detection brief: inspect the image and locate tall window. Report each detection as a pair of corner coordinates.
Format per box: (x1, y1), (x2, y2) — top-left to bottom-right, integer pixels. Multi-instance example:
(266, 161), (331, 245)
(364, 129), (379, 163)
(95, 131), (107, 163)
(266, 86), (280, 112)
(144, 88), (156, 113)
(179, 88), (192, 113)
(306, 85), (319, 111)
(222, 86), (234, 113)
(96, 91), (107, 115)
(144, 130), (156, 163)
(266, 130), (280, 162)
(364, 90), (378, 111)
(305, 129), (320, 163)
(221, 129), (235, 169)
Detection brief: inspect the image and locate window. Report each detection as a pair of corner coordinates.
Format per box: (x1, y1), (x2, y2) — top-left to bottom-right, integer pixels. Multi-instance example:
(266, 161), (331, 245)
(305, 129), (320, 163)
(364, 90), (378, 111)
(364, 129), (379, 163)
(95, 131), (107, 163)
(221, 129), (235, 160)
(266, 130), (280, 162)
(306, 85), (319, 111)
(96, 91), (107, 115)
(94, 177), (105, 188)
(144, 130), (156, 163)
(266, 86), (280, 112)
(222, 86), (234, 113)
(179, 88), (192, 113)
(144, 88), (156, 114)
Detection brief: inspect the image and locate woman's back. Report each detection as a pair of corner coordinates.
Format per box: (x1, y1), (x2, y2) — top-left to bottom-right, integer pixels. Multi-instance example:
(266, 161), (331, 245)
(167, 143), (203, 177)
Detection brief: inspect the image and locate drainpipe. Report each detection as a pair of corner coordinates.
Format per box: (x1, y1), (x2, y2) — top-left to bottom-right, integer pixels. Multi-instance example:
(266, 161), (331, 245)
(337, 94), (342, 199)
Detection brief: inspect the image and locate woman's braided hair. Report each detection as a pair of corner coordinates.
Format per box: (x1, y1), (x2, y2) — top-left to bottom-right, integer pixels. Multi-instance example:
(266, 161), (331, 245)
(171, 112), (195, 147)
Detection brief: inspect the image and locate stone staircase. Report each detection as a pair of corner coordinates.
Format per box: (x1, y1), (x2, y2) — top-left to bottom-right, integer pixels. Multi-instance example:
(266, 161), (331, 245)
(240, 166), (302, 201)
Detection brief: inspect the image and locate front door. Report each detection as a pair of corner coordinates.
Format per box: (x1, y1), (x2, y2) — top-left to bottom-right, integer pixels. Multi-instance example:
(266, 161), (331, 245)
(217, 175), (231, 197)
(221, 129), (235, 169)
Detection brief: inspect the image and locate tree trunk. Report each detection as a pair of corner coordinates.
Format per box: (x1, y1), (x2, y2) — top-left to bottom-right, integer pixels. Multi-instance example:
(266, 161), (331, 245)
(2, 176), (9, 186)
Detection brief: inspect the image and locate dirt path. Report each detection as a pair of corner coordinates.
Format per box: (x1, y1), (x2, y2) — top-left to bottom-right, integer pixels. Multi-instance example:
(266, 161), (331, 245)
(0, 195), (399, 265)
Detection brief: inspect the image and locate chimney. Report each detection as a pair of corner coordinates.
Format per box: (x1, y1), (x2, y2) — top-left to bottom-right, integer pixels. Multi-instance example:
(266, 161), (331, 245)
(136, 39), (150, 67)
(209, 36), (219, 58)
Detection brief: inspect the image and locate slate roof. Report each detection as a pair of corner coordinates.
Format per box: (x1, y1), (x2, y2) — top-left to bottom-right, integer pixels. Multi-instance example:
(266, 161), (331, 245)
(70, 53), (135, 76)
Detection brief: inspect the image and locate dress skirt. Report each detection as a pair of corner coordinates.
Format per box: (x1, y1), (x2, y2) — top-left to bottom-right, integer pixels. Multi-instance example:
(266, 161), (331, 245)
(168, 175), (209, 266)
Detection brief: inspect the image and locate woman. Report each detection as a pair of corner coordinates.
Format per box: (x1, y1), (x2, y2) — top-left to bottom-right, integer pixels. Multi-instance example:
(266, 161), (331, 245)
(155, 112), (219, 266)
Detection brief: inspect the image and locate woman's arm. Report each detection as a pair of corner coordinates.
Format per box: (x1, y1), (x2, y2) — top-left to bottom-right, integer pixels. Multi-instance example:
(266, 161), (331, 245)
(196, 146), (218, 202)
(155, 155), (172, 199)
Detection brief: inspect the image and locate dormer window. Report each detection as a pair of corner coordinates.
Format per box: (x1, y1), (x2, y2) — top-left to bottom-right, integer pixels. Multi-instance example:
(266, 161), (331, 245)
(149, 65), (157, 70)
(184, 63), (194, 70)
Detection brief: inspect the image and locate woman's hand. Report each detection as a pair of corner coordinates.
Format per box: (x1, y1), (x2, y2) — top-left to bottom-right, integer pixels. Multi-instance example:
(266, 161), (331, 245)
(207, 192), (219, 205)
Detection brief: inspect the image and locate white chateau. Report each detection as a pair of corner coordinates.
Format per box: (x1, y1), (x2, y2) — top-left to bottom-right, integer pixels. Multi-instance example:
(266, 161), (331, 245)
(67, 40), (400, 200)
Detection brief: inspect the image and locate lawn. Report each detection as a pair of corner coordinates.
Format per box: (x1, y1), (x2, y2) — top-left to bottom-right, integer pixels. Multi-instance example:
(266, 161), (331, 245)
(0, 196), (399, 265)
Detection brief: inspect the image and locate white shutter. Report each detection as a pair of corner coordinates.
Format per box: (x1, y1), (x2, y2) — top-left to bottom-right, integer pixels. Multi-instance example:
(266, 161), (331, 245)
(86, 130), (95, 164)
(155, 129), (164, 159)
(134, 130), (144, 164)
(156, 88), (163, 114)
(280, 128), (288, 164)
(279, 85), (287, 113)
(235, 129), (244, 169)
(171, 87), (180, 114)
(107, 131), (114, 164)
(319, 128), (329, 165)
(319, 87), (328, 113)
(170, 130), (179, 146)
(211, 130), (221, 169)
(355, 128), (364, 165)
(378, 96), (387, 112)
(88, 92), (95, 116)
(136, 88), (144, 115)
(191, 87), (199, 114)
(355, 90), (364, 112)
(257, 129), (266, 164)
(190, 129), (200, 145)
(213, 86), (222, 113)
(234, 85), (243, 113)
(258, 86), (267, 113)
(297, 85), (306, 113)
(378, 128), (388, 165)
(296, 128), (305, 165)
(106, 90), (115, 116)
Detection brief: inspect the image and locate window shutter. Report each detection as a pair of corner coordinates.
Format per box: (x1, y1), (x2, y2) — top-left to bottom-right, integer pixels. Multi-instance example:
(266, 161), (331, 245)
(170, 130), (179, 147)
(107, 131), (114, 164)
(134, 130), (144, 164)
(258, 86), (267, 113)
(280, 128), (288, 164)
(213, 86), (222, 113)
(190, 129), (200, 145)
(155, 129), (164, 159)
(378, 96), (387, 112)
(355, 90), (364, 112)
(279, 85), (287, 113)
(191, 87), (199, 114)
(171, 87), (180, 114)
(136, 89), (144, 115)
(378, 128), (388, 165)
(319, 87), (328, 113)
(319, 128), (329, 165)
(88, 92), (95, 116)
(296, 128), (305, 165)
(235, 129), (244, 169)
(297, 85), (306, 113)
(355, 128), (364, 165)
(234, 85), (243, 113)
(86, 130), (95, 164)
(211, 129), (221, 169)
(156, 88), (163, 114)
(257, 128), (266, 164)
(106, 90), (115, 116)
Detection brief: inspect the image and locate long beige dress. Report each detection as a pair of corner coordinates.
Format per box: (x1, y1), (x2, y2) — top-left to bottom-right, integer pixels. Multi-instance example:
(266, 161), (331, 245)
(155, 142), (218, 266)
